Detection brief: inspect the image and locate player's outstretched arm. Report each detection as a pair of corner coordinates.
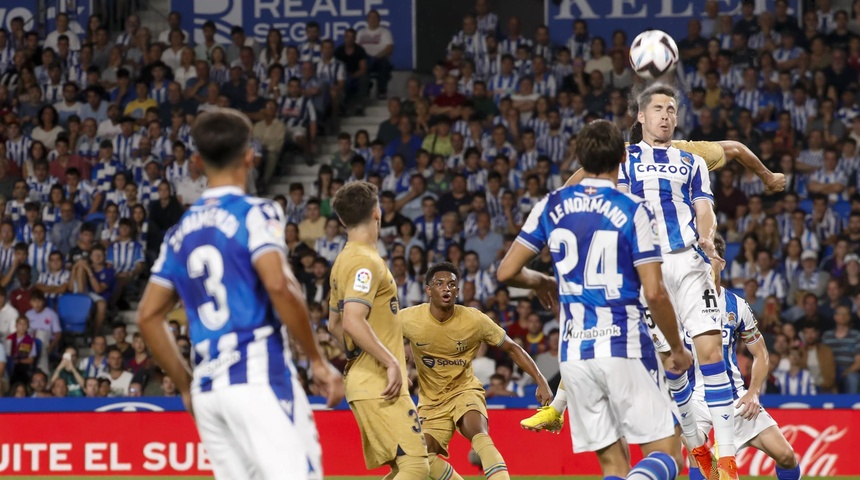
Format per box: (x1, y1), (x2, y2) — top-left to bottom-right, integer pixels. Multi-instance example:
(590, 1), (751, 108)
(496, 242), (557, 310)
(717, 140), (785, 194)
(636, 262), (693, 374)
(499, 336), (552, 405)
(255, 252), (344, 408)
(736, 328), (767, 421)
(137, 282), (193, 412)
(340, 301), (403, 401)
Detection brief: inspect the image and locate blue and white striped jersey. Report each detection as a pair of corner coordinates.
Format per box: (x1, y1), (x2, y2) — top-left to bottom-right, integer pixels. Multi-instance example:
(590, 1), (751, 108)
(151, 186), (297, 396)
(687, 288), (758, 401)
(315, 58), (345, 86)
(27, 175), (59, 203)
(165, 160), (190, 188)
(517, 178), (662, 361)
(150, 80), (169, 104)
(0, 243), (14, 274)
(41, 204), (62, 231)
(38, 269), (70, 300)
(6, 136), (32, 168)
(537, 131), (570, 162)
(107, 240), (144, 273)
(314, 235), (346, 265)
(277, 95), (317, 128)
(28, 241), (55, 275)
(499, 36), (532, 56)
(619, 142), (714, 254)
(448, 31), (487, 59)
(6, 200), (26, 224)
(16, 223), (34, 244)
(476, 13), (498, 36)
(42, 82), (63, 104)
(532, 72), (557, 98)
(91, 158), (125, 192)
(487, 72), (518, 104)
(299, 42), (321, 63)
(113, 133), (141, 167)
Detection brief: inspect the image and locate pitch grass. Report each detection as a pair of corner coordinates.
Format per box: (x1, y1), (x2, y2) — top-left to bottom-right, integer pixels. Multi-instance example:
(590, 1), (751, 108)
(4, 477), (860, 480)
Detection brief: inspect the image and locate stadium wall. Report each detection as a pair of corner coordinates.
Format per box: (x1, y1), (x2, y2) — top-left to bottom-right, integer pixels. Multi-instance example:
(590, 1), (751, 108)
(0, 398), (857, 476)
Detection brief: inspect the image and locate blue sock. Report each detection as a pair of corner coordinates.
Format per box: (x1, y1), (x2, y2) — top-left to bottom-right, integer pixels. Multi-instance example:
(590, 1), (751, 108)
(689, 466), (706, 480)
(606, 476), (625, 480)
(776, 466), (802, 480)
(700, 361), (736, 457)
(627, 452), (678, 480)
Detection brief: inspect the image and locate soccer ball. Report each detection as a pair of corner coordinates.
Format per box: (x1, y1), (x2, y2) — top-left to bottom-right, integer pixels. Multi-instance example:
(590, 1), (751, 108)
(629, 30), (679, 79)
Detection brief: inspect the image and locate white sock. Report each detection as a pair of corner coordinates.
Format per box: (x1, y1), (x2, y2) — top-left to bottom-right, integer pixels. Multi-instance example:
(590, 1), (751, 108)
(550, 387), (567, 413)
(665, 371), (705, 448)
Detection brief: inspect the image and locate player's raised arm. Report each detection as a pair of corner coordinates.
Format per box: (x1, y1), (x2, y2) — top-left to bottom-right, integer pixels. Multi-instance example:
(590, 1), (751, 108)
(138, 245), (193, 412)
(499, 336), (552, 405)
(690, 155), (721, 262)
(717, 140), (785, 194)
(496, 196), (557, 310)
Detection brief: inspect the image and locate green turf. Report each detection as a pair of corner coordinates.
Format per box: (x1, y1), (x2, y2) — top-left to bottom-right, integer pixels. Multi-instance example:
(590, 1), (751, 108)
(4, 477), (859, 480)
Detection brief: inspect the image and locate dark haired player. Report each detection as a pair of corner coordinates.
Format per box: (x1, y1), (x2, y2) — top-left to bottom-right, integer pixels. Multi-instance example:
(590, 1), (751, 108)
(400, 262), (551, 480)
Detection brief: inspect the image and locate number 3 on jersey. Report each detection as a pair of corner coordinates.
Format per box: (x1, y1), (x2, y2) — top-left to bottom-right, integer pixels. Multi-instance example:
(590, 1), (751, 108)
(188, 245), (230, 330)
(549, 229), (623, 299)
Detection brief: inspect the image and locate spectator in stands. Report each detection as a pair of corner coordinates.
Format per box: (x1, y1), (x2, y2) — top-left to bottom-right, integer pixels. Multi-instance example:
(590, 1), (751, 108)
(0, 289), (18, 340)
(357, 10), (393, 100)
(49, 346), (84, 397)
(126, 332), (150, 374)
(791, 250), (831, 301)
(174, 161), (207, 207)
(50, 201), (82, 255)
(822, 305), (860, 393)
(801, 321), (836, 393)
(148, 182), (182, 245)
(35, 251), (70, 303)
(26, 290), (60, 372)
(30, 370), (50, 397)
(775, 347), (817, 395)
(4, 316), (35, 384)
(79, 335), (107, 378)
(9, 264), (34, 315)
(82, 377), (98, 397)
(99, 347), (132, 396)
(335, 28), (368, 115)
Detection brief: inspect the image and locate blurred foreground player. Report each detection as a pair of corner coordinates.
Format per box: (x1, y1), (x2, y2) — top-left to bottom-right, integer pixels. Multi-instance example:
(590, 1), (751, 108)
(401, 262), (553, 480)
(137, 109), (343, 480)
(327, 181), (429, 479)
(497, 120), (693, 480)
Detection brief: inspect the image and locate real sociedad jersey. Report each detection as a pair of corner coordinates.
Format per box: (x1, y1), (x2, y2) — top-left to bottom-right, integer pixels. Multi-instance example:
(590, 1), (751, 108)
(151, 186), (296, 400)
(686, 288), (758, 401)
(516, 178), (662, 362)
(619, 142), (713, 254)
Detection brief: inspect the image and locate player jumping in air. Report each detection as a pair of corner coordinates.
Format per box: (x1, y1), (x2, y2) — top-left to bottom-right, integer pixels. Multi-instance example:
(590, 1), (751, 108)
(400, 262), (553, 480)
(137, 109), (344, 480)
(327, 181), (430, 480)
(497, 119), (693, 480)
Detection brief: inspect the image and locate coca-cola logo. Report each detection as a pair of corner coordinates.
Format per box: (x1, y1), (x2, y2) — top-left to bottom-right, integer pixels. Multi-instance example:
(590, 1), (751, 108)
(736, 424), (848, 476)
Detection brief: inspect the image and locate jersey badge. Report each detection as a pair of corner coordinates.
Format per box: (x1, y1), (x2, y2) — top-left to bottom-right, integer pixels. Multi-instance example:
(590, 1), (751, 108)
(353, 268), (372, 293)
(584, 186), (597, 195)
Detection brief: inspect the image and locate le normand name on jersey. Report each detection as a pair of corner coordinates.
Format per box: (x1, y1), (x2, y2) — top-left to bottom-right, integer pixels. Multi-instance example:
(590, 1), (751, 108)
(548, 193), (629, 228)
(168, 208), (241, 252)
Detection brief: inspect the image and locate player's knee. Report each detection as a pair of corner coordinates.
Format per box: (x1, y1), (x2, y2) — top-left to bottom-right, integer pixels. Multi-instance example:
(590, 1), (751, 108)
(394, 454), (429, 479)
(693, 333), (724, 363)
(773, 445), (798, 469)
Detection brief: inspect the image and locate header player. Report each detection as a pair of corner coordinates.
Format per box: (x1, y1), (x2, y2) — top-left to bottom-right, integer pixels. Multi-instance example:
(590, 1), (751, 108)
(137, 109), (343, 480)
(401, 262), (552, 480)
(497, 119), (693, 480)
(327, 181), (429, 480)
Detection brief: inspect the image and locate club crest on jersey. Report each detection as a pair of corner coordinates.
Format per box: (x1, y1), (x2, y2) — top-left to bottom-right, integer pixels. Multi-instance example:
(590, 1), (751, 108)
(456, 340), (466, 352)
(584, 186), (597, 195)
(353, 268), (372, 293)
(727, 312), (737, 327)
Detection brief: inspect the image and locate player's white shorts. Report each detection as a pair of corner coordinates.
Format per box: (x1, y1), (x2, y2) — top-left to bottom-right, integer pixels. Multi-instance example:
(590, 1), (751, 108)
(193, 379), (322, 480)
(689, 396), (778, 451)
(647, 246), (722, 352)
(560, 356), (675, 453)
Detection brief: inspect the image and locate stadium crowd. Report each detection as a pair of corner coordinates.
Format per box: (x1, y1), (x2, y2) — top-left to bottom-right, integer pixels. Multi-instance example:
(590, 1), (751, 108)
(0, 0), (859, 401)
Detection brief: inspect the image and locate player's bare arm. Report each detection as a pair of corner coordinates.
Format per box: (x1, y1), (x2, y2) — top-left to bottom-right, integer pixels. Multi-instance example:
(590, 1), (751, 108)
(499, 336), (552, 405)
(496, 242), (557, 310)
(718, 141), (785, 194)
(137, 283), (193, 413)
(255, 251), (344, 408)
(736, 326), (766, 421)
(338, 301), (402, 401)
(694, 200), (721, 263)
(636, 262), (693, 374)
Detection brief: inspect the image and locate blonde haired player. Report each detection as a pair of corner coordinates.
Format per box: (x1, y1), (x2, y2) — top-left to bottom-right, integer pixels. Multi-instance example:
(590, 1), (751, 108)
(401, 262), (552, 480)
(327, 181), (429, 479)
